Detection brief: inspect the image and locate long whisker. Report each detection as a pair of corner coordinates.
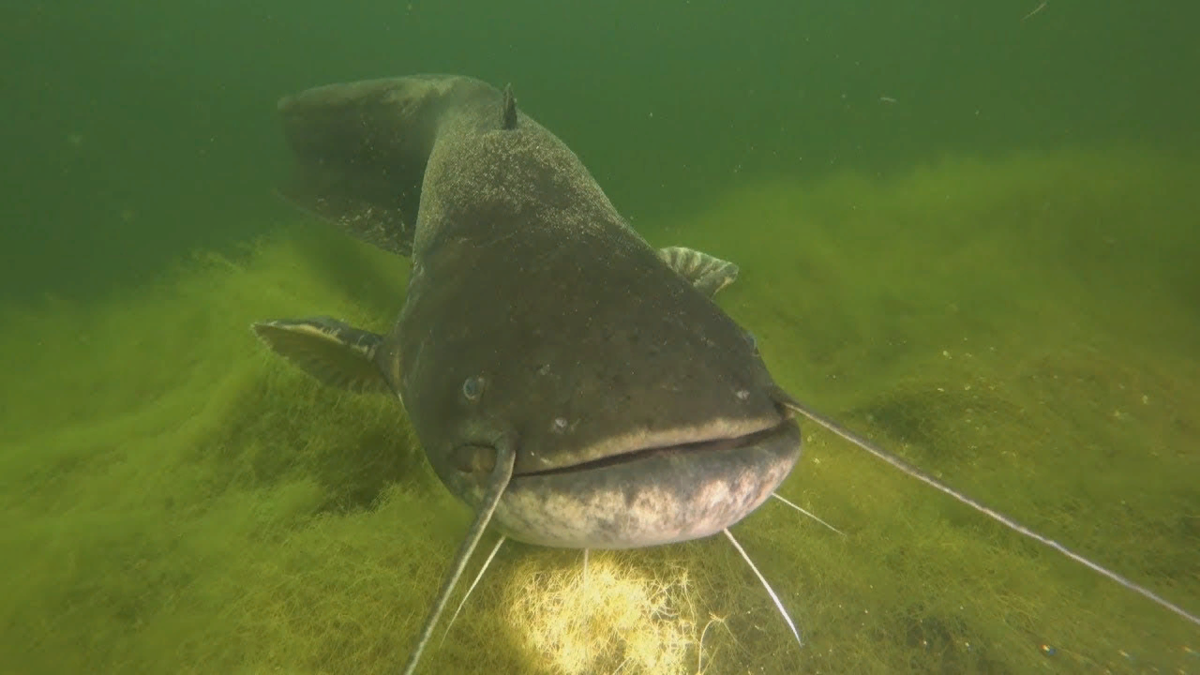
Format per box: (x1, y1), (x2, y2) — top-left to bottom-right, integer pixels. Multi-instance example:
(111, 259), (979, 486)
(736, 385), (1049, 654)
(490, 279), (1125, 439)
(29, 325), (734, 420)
(581, 548), (590, 666)
(771, 493), (845, 535)
(722, 528), (802, 647)
(402, 444), (517, 675)
(780, 397), (1200, 628)
(440, 535), (507, 646)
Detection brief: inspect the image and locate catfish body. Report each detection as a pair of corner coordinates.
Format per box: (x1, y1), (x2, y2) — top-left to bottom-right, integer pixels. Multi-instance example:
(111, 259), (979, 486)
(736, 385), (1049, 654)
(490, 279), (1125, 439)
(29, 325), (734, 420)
(259, 75), (801, 549)
(255, 78), (1200, 673)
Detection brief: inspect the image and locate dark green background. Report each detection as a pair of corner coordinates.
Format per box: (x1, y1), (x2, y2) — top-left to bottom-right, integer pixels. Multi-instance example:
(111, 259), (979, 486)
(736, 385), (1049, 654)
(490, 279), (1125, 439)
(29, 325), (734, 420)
(2, 0), (1196, 301)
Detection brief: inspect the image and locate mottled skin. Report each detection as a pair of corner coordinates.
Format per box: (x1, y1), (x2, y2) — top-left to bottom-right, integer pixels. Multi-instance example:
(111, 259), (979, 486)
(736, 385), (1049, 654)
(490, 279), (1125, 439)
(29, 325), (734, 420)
(259, 75), (802, 549)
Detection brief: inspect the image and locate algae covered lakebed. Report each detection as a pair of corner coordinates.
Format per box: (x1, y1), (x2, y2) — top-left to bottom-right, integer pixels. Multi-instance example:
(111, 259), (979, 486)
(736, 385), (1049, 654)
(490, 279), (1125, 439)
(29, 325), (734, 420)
(1, 147), (1197, 674)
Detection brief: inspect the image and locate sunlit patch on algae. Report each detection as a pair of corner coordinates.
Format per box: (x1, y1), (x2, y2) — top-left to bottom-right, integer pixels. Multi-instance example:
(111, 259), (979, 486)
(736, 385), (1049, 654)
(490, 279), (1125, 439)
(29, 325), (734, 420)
(504, 555), (707, 674)
(0, 147), (1197, 674)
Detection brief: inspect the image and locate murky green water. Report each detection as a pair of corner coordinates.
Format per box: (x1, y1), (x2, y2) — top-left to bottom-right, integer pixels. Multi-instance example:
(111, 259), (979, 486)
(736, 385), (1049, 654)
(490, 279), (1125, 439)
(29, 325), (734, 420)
(2, 2), (1197, 674)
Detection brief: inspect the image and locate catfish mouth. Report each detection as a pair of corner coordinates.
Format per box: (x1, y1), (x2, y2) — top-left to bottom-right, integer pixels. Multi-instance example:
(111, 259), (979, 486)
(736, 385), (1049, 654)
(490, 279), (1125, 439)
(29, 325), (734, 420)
(514, 416), (797, 479)
(492, 411), (802, 550)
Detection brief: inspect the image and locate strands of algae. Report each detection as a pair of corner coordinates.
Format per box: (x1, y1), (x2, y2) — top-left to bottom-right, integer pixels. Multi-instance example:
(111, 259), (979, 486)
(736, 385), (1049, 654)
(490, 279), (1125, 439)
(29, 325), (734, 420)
(1, 147), (1197, 674)
(504, 555), (707, 675)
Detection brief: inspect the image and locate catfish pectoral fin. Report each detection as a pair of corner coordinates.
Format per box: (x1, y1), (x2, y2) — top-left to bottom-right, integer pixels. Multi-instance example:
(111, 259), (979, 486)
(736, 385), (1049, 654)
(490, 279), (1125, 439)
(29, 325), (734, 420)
(657, 246), (740, 297)
(251, 316), (391, 394)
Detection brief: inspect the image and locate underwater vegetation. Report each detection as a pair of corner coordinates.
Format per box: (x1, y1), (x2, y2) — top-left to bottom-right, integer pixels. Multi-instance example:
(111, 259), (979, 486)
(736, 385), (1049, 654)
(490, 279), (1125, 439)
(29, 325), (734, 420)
(1, 147), (1197, 674)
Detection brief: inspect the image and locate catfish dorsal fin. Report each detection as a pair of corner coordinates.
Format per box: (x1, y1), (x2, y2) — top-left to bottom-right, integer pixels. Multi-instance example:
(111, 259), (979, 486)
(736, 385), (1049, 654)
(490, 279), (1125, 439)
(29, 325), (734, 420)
(501, 83), (518, 130)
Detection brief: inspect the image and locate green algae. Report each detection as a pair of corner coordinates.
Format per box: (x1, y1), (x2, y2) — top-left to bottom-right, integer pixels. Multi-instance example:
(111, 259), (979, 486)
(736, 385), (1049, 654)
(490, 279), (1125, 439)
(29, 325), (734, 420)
(0, 147), (1196, 674)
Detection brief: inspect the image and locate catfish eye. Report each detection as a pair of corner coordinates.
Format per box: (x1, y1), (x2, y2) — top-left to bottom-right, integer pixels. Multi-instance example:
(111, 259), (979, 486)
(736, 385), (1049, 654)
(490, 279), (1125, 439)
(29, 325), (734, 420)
(462, 375), (485, 402)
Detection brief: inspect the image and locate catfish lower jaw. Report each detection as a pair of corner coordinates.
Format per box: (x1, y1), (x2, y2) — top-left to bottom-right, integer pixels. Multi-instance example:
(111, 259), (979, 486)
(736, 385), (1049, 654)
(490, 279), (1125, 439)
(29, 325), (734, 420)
(490, 419), (802, 549)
